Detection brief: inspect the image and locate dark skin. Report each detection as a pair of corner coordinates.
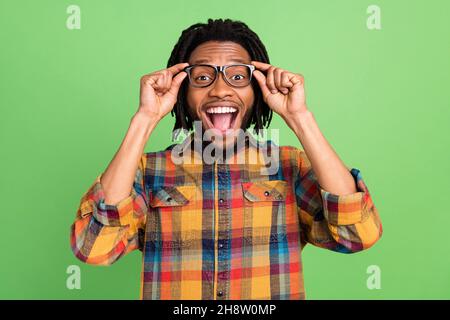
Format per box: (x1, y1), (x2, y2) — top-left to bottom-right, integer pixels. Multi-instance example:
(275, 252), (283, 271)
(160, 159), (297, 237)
(186, 41), (255, 149)
(135, 40), (358, 195)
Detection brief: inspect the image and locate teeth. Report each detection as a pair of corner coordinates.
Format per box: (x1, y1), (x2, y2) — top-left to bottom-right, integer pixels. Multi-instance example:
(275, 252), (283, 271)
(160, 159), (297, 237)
(206, 106), (238, 114)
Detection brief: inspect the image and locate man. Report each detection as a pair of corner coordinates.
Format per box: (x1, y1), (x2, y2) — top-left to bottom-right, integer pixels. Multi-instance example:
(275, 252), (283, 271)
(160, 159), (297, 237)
(71, 18), (382, 300)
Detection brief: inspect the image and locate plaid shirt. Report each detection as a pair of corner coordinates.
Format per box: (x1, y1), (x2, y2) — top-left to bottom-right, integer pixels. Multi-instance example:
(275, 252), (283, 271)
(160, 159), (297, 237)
(70, 134), (382, 300)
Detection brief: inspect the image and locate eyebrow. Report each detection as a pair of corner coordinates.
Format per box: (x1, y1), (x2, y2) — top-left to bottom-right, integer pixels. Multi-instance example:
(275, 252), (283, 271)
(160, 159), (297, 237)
(192, 58), (250, 64)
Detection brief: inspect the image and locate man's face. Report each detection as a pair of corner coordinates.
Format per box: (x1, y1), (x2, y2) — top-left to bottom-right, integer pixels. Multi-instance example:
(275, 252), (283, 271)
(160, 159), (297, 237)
(186, 41), (255, 147)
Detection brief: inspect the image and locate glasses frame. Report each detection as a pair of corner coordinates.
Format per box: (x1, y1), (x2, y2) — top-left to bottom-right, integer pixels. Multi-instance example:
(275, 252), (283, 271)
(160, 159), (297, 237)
(183, 63), (256, 88)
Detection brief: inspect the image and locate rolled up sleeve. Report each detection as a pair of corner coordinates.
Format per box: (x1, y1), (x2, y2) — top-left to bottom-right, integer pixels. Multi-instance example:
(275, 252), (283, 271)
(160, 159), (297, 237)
(296, 150), (383, 253)
(70, 154), (148, 265)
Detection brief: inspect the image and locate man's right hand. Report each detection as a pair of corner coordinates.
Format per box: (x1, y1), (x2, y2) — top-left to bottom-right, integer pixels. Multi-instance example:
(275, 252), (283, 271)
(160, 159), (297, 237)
(137, 62), (189, 120)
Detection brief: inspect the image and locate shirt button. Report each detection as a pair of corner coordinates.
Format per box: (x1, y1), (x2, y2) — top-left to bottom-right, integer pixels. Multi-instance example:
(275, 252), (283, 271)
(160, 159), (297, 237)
(219, 198), (224, 204)
(219, 243), (224, 249)
(264, 191), (270, 196)
(166, 197), (172, 202)
(217, 291), (224, 297)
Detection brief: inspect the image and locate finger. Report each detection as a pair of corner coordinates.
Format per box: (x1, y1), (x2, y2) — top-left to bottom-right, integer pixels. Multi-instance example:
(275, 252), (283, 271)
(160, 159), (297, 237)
(162, 70), (171, 93)
(141, 75), (160, 97)
(252, 70), (271, 98)
(167, 71), (187, 96)
(145, 73), (164, 96)
(167, 62), (190, 75)
(280, 72), (293, 94)
(144, 75), (161, 96)
(164, 63), (188, 94)
(155, 73), (165, 88)
(142, 75), (157, 93)
(266, 66), (278, 94)
(274, 68), (287, 94)
(290, 74), (304, 89)
(281, 72), (294, 88)
(251, 60), (272, 71)
(154, 74), (166, 96)
(142, 74), (157, 87)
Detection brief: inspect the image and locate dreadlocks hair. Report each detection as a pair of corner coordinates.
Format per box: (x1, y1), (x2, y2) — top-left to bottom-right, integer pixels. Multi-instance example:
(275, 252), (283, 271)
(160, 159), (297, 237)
(167, 18), (272, 136)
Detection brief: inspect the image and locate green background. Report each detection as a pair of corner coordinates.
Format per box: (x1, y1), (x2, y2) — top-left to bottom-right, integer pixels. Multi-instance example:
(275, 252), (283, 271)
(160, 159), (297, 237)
(1, 0), (449, 299)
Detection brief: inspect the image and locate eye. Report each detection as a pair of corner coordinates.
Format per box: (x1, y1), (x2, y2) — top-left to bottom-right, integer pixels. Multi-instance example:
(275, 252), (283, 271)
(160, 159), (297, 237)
(231, 74), (245, 81)
(195, 75), (212, 82)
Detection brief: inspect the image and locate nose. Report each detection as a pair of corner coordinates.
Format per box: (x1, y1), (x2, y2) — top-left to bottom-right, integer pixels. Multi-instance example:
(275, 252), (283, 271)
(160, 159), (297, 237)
(208, 71), (234, 99)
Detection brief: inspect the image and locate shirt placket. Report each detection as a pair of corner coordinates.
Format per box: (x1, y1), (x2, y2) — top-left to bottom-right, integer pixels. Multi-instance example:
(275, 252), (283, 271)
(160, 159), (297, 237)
(213, 160), (231, 300)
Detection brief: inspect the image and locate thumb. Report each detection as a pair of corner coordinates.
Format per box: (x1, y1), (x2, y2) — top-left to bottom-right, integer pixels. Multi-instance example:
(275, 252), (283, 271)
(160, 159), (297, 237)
(168, 71), (187, 96)
(253, 70), (271, 99)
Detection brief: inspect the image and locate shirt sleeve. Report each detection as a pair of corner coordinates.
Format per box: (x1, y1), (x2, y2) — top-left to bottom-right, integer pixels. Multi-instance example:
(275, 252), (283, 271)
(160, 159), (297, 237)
(295, 149), (383, 253)
(70, 154), (148, 265)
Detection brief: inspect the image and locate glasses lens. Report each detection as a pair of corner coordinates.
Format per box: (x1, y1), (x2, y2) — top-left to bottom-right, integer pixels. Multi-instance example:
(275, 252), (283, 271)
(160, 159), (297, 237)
(189, 65), (216, 87)
(225, 65), (252, 87)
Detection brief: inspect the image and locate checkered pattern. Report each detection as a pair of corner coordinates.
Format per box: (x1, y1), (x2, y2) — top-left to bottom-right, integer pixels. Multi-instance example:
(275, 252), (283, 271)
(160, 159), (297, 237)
(70, 136), (382, 299)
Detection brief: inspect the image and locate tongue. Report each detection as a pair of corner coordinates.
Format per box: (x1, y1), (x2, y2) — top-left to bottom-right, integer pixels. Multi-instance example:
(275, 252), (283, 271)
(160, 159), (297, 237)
(210, 113), (233, 132)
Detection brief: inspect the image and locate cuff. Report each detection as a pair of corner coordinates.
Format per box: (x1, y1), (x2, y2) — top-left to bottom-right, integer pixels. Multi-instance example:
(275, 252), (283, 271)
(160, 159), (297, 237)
(79, 173), (137, 227)
(320, 168), (373, 226)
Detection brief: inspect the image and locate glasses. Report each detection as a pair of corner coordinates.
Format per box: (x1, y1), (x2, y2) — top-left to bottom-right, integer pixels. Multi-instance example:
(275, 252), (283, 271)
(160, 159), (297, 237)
(183, 64), (255, 88)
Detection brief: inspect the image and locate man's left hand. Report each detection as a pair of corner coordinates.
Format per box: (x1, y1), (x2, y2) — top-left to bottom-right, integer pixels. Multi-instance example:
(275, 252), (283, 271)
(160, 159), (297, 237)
(252, 61), (308, 122)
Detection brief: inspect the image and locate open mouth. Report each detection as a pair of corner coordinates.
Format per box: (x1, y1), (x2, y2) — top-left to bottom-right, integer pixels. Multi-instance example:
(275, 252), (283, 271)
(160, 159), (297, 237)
(204, 105), (239, 134)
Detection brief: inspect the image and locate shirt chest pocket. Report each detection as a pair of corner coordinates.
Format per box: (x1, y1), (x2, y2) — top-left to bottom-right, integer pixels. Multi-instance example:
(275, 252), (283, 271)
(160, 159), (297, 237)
(241, 180), (289, 245)
(148, 185), (200, 248)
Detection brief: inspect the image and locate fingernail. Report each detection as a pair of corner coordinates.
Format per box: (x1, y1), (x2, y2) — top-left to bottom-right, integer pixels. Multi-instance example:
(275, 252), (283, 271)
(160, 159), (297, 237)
(271, 89), (278, 94)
